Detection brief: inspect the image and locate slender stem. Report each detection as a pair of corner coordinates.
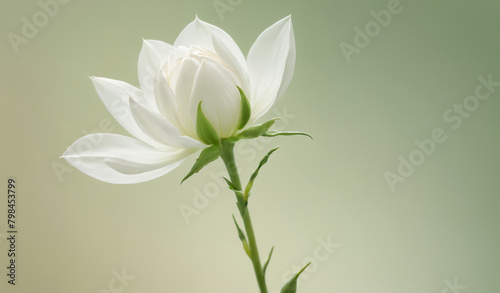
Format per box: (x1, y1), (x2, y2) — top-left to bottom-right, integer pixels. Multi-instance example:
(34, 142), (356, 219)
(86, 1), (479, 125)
(220, 140), (268, 293)
(220, 140), (243, 190)
(241, 209), (267, 293)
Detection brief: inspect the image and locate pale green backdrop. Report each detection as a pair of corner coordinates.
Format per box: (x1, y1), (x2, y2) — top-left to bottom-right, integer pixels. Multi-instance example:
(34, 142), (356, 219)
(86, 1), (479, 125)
(1, 0), (499, 292)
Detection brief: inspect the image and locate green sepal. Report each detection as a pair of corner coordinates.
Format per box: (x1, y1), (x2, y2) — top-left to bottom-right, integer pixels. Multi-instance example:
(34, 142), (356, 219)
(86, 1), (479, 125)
(280, 262), (311, 293)
(233, 215), (251, 258)
(231, 118), (279, 141)
(262, 246), (274, 275)
(223, 177), (247, 216)
(181, 144), (220, 184)
(263, 130), (313, 140)
(244, 147), (280, 200)
(196, 101), (219, 145)
(236, 86), (251, 130)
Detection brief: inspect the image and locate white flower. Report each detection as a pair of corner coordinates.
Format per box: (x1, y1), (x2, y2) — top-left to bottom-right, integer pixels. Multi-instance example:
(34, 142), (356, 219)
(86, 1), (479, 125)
(62, 16), (295, 184)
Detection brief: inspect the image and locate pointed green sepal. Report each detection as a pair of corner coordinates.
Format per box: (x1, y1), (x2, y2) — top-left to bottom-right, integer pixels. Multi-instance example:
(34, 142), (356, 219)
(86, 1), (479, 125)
(233, 215), (251, 258)
(232, 118), (279, 141)
(196, 101), (219, 145)
(280, 262), (311, 293)
(244, 147), (280, 200)
(263, 130), (313, 140)
(262, 246), (274, 275)
(236, 86), (251, 130)
(181, 144), (220, 184)
(223, 177), (247, 216)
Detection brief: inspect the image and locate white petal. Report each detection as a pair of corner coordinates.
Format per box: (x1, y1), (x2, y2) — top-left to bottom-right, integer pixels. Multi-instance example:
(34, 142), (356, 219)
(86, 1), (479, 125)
(62, 134), (194, 184)
(91, 76), (165, 149)
(129, 97), (205, 149)
(190, 59), (241, 137)
(138, 39), (175, 105)
(154, 69), (183, 132)
(247, 15), (296, 120)
(170, 57), (201, 136)
(212, 34), (250, 95)
(174, 16), (246, 65)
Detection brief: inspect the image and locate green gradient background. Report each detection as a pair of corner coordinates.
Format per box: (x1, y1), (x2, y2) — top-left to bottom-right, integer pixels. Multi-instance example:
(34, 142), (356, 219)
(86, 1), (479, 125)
(1, 0), (499, 292)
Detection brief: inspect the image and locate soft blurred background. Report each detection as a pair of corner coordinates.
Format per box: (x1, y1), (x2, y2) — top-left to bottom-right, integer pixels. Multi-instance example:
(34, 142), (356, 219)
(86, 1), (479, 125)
(1, 0), (499, 292)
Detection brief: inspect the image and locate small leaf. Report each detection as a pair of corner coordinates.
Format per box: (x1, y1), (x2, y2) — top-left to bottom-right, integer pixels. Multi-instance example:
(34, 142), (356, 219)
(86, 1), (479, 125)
(262, 130), (313, 140)
(232, 215), (246, 241)
(280, 262), (311, 293)
(244, 147), (280, 200)
(196, 101), (219, 145)
(223, 177), (238, 191)
(233, 215), (251, 258)
(236, 86), (251, 130)
(181, 145), (220, 183)
(233, 118), (278, 141)
(224, 178), (247, 216)
(262, 246), (274, 275)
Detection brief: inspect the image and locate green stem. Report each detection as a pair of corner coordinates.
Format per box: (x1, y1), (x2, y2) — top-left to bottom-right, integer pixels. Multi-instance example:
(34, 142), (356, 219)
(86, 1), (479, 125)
(220, 139), (268, 293)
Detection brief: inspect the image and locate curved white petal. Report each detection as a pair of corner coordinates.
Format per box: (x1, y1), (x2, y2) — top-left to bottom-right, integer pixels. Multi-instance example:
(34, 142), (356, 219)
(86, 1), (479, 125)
(62, 134), (194, 184)
(138, 39), (175, 106)
(174, 16), (246, 67)
(169, 57), (201, 137)
(190, 59), (241, 138)
(129, 97), (205, 149)
(154, 69), (184, 132)
(212, 34), (250, 95)
(91, 76), (166, 149)
(247, 15), (296, 121)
